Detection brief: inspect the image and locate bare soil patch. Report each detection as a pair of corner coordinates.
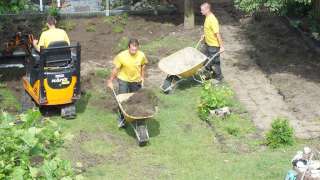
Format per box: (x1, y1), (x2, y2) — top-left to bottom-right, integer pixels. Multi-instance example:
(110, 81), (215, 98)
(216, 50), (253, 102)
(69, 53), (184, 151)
(68, 16), (179, 65)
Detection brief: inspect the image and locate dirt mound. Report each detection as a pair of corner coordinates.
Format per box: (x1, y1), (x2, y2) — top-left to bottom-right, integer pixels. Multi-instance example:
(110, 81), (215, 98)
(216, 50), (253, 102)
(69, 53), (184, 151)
(121, 89), (157, 117)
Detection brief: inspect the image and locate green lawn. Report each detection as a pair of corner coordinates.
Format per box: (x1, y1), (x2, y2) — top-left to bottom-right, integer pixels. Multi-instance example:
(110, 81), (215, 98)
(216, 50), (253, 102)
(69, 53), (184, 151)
(53, 84), (303, 180)
(0, 30), (308, 179)
(0, 86), (20, 112)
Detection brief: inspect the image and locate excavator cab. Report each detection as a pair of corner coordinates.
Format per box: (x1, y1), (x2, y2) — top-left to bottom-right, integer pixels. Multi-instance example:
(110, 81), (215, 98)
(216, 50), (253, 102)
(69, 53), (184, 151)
(22, 41), (81, 119)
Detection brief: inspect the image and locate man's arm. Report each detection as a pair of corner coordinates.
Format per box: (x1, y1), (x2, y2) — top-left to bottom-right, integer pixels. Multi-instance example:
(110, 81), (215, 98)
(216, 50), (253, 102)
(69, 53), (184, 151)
(32, 40), (40, 52)
(33, 32), (45, 52)
(216, 33), (224, 53)
(141, 65), (146, 87)
(107, 67), (119, 89)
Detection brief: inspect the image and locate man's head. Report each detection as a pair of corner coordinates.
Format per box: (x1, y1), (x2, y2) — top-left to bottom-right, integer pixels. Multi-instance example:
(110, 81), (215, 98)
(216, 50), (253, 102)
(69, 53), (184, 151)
(200, 2), (211, 16)
(46, 16), (57, 28)
(128, 38), (139, 55)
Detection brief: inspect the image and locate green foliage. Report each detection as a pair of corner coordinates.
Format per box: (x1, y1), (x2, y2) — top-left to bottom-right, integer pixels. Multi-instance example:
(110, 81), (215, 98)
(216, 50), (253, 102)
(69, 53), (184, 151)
(103, 14), (128, 26)
(0, 0), (35, 14)
(104, 14), (127, 34)
(59, 20), (76, 32)
(48, 6), (60, 17)
(266, 118), (295, 149)
(95, 68), (111, 79)
(0, 87), (21, 112)
(0, 110), (75, 179)
(113, 36), (129, 53)
(112, 25), (124, 33)
(234, 0), (311, 14)
(198, 82), (234, 120)
(86, 25), (96, 32)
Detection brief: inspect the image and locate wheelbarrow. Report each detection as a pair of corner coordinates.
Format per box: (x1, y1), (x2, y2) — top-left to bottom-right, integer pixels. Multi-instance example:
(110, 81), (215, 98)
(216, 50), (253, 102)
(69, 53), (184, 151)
(111, 89), (155, 146)
(159, 46), (222, 93)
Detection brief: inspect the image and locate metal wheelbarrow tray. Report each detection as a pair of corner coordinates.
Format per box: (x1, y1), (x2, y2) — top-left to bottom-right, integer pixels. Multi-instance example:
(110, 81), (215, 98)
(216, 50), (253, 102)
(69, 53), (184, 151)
(115, 92), (155, 146)
(158, 47), (220, 92)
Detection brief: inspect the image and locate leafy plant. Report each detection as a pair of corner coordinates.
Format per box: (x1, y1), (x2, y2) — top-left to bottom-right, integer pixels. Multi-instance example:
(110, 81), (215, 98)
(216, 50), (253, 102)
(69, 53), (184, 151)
(112, 25), (124, 33)
(266, 118), (294, 149)
(113, 36), (129, 53)
(234, 0), (312, 14)
(48, 5), (60, 17)
(95, 68), (111, 78)
(0, 0), (36, 14)
(86, 25), (96, 32)
(59, 20), (77, 32)
(103, 14), (128, 26)
(198, 82), (234, 120)
(0, 110), (75, 179)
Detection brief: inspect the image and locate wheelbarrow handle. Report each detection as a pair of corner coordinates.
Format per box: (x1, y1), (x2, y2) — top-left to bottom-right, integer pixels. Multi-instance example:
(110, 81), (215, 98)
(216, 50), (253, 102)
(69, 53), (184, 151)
(203, 51), (223, 68)
(110, 88), (123, 109)
(195, 39), (202, 50)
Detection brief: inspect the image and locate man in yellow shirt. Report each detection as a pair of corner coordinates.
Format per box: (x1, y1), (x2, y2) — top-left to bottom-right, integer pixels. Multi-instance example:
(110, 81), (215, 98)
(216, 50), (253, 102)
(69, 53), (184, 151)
(32, 16), (70, 52)
(200, 2), (225, 82)
(107, 39), (148, 127)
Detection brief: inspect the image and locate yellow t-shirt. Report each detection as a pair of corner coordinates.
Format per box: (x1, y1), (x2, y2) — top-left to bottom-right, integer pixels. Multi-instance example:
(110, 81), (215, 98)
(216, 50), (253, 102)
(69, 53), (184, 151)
(204, 13), (220, 47)
(113, 50), (148, 82)
(37, 28), (70, 49)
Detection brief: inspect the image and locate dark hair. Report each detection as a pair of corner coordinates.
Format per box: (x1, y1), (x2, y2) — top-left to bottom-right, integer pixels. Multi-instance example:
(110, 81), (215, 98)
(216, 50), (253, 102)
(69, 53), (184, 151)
(128, 38), (139, 47)
(47, 16), (56, 26)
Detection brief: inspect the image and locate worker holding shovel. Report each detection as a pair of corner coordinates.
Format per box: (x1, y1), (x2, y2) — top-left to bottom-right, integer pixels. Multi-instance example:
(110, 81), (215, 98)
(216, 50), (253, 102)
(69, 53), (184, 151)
(107, 39), (148, 128)
(200, 2), (225, 82)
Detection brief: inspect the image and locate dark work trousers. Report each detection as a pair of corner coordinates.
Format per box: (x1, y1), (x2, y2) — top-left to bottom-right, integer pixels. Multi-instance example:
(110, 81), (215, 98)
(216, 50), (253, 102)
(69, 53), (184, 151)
(118, 79), (142, 121)
(203, 44), (223, 81)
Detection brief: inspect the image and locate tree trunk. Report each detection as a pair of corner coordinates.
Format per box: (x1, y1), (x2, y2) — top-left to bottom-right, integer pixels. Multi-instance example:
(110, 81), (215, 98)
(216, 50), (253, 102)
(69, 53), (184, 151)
(184, 0), (194, 29)
(313, 0), (320, 19)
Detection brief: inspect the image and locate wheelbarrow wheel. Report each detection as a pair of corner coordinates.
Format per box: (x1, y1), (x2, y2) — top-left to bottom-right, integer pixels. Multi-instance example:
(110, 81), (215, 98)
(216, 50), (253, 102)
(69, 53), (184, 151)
(161, 77), (173, 94)
(136, 120), (149, 146)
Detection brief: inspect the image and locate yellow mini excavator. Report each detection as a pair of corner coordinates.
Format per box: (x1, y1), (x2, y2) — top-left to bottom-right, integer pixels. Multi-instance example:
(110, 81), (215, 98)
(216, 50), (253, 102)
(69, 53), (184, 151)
(21, 40), (81, 119)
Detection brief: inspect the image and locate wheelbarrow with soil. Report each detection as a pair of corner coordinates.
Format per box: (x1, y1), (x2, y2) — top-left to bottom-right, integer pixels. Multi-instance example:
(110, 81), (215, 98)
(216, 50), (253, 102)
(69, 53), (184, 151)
(159, 46), (222, 93)
(111, 89), (156, 146)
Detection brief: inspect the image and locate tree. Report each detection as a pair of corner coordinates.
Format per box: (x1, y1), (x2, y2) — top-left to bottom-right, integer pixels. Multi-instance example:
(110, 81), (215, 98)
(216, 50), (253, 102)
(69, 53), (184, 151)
(234, 0), (312, 15)
(184, 0), (194, 29)
(0, 0), (32, 14)
(313, 0), (320, 19)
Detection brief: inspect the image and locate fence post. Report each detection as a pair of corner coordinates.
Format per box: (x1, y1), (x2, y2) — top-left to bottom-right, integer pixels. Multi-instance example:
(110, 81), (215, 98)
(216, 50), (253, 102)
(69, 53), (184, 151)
(105, 0), (110, 16)
(40, 0), (43, 12)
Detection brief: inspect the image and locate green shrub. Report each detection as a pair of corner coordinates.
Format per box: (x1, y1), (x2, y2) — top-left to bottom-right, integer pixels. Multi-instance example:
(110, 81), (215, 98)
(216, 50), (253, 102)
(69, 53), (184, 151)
(59, 20), (76, 32)
(95, 68), (111, 78)
(48, 6), (59, 17)
(86, 25), (96, 32)
(266, 118), (294, 149)
(112, 25), (124, 33)
(103, 14), (128, 25)
(0, 110), (75, 179)
(198, 82), (234, 120)
(113, 37), (129, 53)
(225, 126), (241, 136)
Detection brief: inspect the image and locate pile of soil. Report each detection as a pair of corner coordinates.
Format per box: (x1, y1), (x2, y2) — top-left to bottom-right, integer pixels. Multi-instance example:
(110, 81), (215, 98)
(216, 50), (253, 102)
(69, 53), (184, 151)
(121, 89), (157, 117)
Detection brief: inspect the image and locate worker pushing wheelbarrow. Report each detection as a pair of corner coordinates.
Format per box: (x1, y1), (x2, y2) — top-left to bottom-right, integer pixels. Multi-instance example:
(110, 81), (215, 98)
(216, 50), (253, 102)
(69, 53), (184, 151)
(159, 42), (223, 94)
(110, 88), (155, 146)
(107, 38), (155, 146)
(160, 1), (225, 93)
